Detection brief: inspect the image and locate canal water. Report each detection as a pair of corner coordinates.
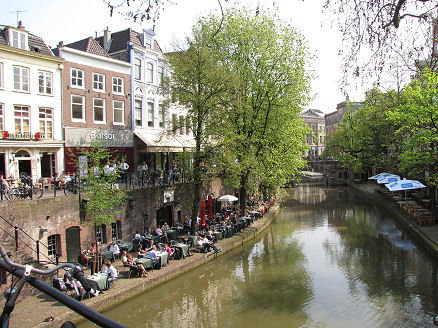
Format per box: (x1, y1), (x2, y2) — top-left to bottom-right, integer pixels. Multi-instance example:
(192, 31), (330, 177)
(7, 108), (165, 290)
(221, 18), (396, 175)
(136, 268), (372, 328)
(80, 183), (438, 328)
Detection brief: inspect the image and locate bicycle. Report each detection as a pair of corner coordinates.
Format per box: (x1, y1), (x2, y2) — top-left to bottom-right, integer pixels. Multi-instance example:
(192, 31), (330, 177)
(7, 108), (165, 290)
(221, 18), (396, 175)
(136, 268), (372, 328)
(0, 245), (126, 328)
(63, 179), (78, 195)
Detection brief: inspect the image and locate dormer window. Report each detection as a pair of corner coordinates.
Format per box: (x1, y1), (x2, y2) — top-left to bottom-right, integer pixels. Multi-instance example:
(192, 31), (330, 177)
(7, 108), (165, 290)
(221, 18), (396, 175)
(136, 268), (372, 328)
(142, 29), (155, 48)
(9, 28), (27, 50)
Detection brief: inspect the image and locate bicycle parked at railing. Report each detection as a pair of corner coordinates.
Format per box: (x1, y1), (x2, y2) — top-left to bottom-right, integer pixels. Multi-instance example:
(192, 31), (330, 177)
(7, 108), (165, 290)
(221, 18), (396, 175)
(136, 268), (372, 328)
(5, 174), (43, 200)
(0, 244), (125, 328)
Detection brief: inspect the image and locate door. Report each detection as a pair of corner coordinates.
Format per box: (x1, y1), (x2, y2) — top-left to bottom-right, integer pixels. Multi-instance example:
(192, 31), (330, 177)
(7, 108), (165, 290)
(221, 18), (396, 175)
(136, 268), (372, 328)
(156, 206), (173, 228)
(65, 226), (81, 263)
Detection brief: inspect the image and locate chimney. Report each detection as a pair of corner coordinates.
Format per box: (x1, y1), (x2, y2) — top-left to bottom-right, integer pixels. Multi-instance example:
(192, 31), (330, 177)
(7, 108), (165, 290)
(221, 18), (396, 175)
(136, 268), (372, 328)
(18, 20), (25, 29)
(58, 41), (64, 48)
(103, 27), (111, 52)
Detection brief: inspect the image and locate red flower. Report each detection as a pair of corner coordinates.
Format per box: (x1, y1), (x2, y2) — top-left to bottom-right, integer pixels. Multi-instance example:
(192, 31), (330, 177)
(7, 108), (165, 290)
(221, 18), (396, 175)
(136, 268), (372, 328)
(35, 132), (41, 139)
(3, 131), (8, 138)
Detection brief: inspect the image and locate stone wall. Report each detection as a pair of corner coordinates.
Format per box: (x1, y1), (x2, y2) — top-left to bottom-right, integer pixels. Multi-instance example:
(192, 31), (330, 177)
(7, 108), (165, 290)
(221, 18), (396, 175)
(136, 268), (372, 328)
(0, 178), (235, 263)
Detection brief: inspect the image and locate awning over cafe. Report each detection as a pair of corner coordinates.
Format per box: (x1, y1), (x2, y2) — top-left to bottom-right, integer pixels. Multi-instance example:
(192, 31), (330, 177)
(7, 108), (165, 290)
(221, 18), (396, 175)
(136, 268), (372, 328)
(134, 131), (195, 153)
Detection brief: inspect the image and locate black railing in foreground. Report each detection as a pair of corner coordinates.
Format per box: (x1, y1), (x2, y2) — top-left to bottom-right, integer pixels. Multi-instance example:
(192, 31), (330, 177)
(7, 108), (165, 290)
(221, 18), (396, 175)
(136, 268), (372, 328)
(0, 215), (54, 265)
(0, 246), (126, 328)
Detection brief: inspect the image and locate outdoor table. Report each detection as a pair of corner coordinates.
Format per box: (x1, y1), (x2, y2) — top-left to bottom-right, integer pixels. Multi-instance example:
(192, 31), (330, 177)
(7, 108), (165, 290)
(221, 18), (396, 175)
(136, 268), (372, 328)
(166, 230), (177, 241)
(174, 243), (189, 257)
(117, 241), (133, 252)
(86, 273), (108, 291)
(188, 235), (198, 247)
(101, 250), (114, 262)
(213, 231), (223, 241)
(156, 251), (169, 267)
(135, 257), (152, 269)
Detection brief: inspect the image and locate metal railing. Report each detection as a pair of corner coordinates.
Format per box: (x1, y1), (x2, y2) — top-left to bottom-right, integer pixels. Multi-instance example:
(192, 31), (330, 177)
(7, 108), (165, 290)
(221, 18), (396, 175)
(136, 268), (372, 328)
(0, 215), (55, 265)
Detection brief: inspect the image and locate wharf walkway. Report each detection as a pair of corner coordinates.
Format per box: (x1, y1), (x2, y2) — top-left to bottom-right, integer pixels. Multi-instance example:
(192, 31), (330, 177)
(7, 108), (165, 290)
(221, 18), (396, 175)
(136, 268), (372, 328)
(352, 182), (438, 260)
(4, 205), (279, 328)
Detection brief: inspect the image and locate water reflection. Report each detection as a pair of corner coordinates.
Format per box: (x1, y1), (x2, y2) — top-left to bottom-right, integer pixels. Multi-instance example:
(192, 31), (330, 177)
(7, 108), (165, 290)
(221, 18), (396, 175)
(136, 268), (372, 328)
(79, 182), (438, 328)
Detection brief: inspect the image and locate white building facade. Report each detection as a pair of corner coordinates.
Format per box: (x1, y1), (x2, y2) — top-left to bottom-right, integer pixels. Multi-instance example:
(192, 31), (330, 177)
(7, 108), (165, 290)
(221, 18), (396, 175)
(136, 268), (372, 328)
(0, 23), (64, 181)
(97, 28), (193, 174)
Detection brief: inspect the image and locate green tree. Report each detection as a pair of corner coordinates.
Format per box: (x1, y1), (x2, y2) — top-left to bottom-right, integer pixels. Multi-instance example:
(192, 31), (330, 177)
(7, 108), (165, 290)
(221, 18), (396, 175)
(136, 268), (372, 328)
(324, 91), (403, 174)
(387, 69), (438, 215)
(165, 16), (230, 233)
(214, 6), (311, 212)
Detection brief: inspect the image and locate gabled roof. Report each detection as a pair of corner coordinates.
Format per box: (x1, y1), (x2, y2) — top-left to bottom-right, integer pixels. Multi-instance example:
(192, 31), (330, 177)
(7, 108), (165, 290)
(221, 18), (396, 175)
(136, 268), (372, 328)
(301, 109), (324, 118)
(0, 24), (53, 56)
(95, 28), (163, 56)
(63, 37), (110, 58)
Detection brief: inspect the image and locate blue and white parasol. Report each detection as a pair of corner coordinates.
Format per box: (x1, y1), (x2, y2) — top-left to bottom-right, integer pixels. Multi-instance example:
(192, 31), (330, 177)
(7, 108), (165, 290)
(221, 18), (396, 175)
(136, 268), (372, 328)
(385, 179), (426, 191)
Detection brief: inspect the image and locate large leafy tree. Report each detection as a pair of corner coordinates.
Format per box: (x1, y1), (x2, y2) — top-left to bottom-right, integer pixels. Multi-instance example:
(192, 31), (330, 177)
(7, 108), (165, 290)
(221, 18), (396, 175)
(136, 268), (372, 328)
(324, 91), (403, 174)
(387, 69), (438, 214)
(214, 6), (311, 212)
(165, 16), (231, 233)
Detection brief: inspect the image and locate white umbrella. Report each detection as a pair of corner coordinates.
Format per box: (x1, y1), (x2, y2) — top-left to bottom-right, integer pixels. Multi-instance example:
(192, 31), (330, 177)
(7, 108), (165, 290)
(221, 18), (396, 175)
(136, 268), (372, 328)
(377, 175), (400, 184)
(385, 179), (426, 192)
(369, 172), (393, 180)
(217, 195), (238, 202)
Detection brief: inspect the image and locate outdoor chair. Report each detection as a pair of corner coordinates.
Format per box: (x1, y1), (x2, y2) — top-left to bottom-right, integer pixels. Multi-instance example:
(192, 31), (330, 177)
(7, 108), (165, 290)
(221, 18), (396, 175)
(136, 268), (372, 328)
(128, 265), (141, 278)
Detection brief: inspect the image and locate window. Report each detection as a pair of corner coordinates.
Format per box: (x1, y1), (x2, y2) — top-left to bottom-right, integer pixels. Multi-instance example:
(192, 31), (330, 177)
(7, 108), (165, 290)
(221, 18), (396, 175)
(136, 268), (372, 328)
(146, 63), (153, 83)
(71, 68), (84, 88)
(145, 37), (152, 48)
(93, 73), (105, 91)
(158, 66), (164, 85)
(47, 234), (61, 257)
(71, 95), (85, 121)
(134, 58), (142, 80)
(159, 104), (165, 127)
(0, 63), (3, 88)
(113, 100), (124, 125)
(39, 108), (53, 139)
(179, 116), (184, 135)
(14, 106), (30, 134)
(147, 102), (154, 127)
(172, 114), (177, 134)
(111, 221), (122, 241)
(93, 98), (105, 123)
(38, 71), (52, 95)
(12, 30), (26, 50)
(96, 225), (107, 245)
(112, 77), (123, 94)
(0, 104), (3, 131)
(135, 99), (142, 126)
(13, 66), (29, 92)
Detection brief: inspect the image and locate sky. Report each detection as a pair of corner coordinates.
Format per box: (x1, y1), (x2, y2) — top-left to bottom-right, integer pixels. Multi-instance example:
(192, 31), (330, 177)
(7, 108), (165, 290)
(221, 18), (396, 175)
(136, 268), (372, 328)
(0, 0), (367, 114)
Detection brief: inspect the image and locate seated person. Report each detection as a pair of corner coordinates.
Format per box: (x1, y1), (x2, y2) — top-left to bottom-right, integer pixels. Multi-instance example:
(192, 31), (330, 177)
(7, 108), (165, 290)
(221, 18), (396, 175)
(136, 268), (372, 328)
(134, 231), (141, 240)
(161, 222), (170, 232)
(0, 174), (7, 191)
(144, 239), (155, 252)
(101, 259), (118, 288)
(120, 251), (128, 264)
(146, 246), (162, 269)
(109, 241), (120, 258)
(164, 243), (174, 257)
(90, 242), (97, 256)
(137, 244), (148, 258)
(198, 235), (221, 253)
(125, 254), (148, 277)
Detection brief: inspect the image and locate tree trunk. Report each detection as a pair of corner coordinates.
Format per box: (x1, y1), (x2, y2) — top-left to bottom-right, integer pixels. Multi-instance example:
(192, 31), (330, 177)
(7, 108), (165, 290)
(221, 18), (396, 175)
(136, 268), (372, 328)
(239, 171), (249, 216)
(190, 154), (203, 235)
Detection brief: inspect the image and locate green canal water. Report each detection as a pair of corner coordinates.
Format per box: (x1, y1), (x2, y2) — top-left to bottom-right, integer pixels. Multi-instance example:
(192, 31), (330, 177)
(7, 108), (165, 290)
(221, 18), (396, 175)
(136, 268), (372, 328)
(79, 183), (438, 327)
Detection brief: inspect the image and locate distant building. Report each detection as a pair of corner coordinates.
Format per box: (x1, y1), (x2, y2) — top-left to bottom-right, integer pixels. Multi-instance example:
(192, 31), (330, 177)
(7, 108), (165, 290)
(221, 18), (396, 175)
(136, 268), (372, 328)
(325, 97), (364, 137)
(0, 21), (64, 181)
(301, 109), (325, 157)
(53, 37), (133, 173)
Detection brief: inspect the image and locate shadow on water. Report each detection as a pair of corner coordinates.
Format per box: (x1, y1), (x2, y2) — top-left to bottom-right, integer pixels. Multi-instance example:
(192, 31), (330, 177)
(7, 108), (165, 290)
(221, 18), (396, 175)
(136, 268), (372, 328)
(78, 182), (438, 328)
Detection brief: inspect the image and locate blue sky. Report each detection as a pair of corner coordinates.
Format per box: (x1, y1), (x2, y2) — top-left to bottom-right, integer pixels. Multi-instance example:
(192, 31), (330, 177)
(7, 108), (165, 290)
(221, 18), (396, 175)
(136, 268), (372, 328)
(0, 0), (366, 113)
